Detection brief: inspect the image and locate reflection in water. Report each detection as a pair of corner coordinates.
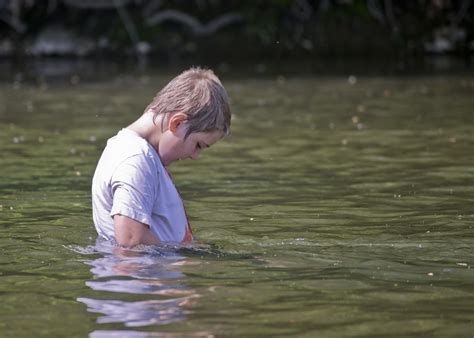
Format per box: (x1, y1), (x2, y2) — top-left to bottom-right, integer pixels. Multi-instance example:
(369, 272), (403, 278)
(79, 297), (192, 327)
(76, 239), (199, 333)
(89, 330), (214, 338)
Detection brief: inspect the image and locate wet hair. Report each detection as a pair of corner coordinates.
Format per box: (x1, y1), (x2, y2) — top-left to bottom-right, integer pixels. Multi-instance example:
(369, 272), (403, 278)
(145, 67), (231, 138)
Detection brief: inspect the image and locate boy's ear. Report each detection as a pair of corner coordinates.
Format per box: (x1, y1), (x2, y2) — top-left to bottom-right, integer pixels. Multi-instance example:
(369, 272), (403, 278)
(168, 113), (187, 133)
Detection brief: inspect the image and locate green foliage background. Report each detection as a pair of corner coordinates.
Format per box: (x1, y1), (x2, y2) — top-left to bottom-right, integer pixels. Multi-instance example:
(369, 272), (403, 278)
(0, 0), (473, 59)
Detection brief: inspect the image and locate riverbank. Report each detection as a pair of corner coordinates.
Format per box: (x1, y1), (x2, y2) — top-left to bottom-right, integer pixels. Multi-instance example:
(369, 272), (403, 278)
(0, 54), (473, 86)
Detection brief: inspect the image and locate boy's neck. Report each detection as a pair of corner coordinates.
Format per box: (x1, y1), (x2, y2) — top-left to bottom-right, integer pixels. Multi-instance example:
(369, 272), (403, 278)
(127, 112), (163, 151)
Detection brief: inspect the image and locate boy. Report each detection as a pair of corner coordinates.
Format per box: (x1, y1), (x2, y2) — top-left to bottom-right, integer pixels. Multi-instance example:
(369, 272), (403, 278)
(92, 67), (231, 247)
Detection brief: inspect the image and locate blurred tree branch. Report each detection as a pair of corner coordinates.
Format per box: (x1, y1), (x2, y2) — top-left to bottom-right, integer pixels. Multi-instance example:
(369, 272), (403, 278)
(145, 9), (243, 37)
(453, 0), (471, 25)
(62, 0), (134, 9)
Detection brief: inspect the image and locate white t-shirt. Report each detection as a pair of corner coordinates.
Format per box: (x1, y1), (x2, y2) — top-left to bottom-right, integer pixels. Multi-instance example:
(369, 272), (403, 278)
(92, 129), (192, 244)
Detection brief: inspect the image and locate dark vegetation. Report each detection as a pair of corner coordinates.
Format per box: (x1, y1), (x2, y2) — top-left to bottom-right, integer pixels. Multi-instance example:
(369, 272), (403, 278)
(0, 0), (473, 62)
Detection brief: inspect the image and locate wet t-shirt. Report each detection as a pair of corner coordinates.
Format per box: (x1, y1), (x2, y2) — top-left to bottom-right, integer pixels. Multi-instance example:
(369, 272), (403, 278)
(92, 129), (192, 244)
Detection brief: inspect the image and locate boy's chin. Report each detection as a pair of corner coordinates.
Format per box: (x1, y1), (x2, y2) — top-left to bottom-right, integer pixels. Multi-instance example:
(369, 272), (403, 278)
(165, 157), (186, 166)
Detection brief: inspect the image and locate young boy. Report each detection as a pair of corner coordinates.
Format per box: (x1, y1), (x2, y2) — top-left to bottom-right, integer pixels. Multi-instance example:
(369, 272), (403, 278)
(92, 67), (231, 247)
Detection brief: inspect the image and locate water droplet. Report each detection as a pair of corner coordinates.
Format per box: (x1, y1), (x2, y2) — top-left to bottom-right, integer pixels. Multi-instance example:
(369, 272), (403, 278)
(276, 75), (286, 86)
(347, 75), (357, 85)
(26, 101), (34, 112)
(70, 75), (81, 85)
(301, 39), (313, 50)
(255, 64), (266, 73)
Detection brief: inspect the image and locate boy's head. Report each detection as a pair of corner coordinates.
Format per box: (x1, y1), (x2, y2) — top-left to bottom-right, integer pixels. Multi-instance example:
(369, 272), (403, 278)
(146, 67), (231, 138)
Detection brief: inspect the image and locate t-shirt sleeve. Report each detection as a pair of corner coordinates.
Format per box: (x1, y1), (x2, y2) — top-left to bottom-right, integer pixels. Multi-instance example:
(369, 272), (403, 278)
(110, 154), (156, 226)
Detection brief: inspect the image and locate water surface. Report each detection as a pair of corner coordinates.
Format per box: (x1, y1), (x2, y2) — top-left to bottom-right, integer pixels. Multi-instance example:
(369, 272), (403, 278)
(0, 70), (473, 337)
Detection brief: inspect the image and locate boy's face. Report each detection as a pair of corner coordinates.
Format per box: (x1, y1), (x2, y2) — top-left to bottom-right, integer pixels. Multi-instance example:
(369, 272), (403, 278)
(158, 122), (224, 166)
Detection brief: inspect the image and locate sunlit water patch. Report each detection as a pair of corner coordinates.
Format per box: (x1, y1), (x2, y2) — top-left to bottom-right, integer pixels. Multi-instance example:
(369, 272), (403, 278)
(0, 72), (473, 337)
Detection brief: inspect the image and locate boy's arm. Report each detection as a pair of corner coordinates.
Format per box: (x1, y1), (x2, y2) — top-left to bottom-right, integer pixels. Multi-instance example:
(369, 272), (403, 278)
(113, 214), (160, 247)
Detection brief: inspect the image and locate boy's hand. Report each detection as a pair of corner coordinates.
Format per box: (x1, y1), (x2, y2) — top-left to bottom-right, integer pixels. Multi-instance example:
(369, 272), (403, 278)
(113, 214), (160, 247)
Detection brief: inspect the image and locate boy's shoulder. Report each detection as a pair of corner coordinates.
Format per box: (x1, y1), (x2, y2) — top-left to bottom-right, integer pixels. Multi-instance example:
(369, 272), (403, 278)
(110, 128), (147, 150)
(104, 129), (162, 171)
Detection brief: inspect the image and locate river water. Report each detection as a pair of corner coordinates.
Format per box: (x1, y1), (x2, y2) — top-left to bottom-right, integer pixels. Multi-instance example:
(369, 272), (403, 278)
(0, 67), (473, 337)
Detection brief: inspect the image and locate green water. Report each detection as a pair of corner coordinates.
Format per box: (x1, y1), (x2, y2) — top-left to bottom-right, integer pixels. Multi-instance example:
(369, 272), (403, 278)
(0, 71), (473, 337)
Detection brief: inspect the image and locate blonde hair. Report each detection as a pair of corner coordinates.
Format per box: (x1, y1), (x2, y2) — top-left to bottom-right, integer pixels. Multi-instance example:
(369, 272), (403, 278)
(145, 67), (231, 138)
